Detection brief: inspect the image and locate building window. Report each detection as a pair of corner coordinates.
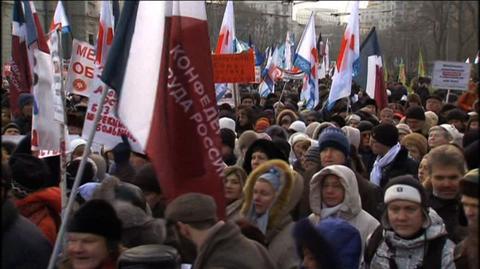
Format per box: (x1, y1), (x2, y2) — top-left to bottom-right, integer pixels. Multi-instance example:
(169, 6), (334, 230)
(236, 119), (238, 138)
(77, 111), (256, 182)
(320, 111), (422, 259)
(88, 33), (95, 45)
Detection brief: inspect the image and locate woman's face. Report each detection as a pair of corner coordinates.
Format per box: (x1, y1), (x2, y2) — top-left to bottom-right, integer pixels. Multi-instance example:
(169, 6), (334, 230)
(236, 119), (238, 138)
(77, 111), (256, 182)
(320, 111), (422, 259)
(406, 144), (421, 162)
(302, 247), (318, 269)
(253, 180), (276, 215)
(418, 157), (429, 184)
(293, 141), (309, 160)
(321, 174), (345, 207)
(251, 151), (268, 172)
(224, 174), (242, 202)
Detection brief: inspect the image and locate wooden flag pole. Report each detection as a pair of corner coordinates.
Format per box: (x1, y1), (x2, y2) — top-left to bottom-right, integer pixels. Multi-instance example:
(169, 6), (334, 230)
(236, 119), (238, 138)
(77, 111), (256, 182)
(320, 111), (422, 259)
(57, 29), (68, 213)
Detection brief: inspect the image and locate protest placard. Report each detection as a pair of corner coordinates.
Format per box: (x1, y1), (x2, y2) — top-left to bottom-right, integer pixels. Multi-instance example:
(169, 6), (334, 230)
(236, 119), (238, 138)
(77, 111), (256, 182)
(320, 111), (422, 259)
(65, 39), (96, 97)
(82, 75), (143, 154)
(432, 61), (471, 91)
(212, 49), (255, 83)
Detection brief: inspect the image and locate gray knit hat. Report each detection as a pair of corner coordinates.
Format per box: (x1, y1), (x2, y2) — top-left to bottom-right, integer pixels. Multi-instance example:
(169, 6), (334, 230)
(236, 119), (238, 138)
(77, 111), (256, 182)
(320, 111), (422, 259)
(165, 193), (217, 223)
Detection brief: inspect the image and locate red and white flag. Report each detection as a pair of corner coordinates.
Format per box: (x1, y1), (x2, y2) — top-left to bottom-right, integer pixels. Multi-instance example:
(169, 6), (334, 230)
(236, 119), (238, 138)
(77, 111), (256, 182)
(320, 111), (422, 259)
(10, 1), (32, 118)
(327, 1), (360, 110)
(95, 1), (115, 66)
(101, 2), (226, 217)
(215, 0), (235, 54)
(50, 0), (71, 33)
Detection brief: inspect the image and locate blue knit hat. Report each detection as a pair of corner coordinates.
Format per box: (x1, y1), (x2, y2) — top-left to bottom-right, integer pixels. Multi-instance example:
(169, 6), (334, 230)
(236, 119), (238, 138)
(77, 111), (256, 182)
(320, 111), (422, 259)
(318, 127), (350, 157)
(316, 218), (362, 269)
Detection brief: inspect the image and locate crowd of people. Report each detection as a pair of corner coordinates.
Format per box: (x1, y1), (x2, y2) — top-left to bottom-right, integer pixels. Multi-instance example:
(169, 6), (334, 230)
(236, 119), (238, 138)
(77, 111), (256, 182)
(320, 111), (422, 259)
(1, 73), (479, 268)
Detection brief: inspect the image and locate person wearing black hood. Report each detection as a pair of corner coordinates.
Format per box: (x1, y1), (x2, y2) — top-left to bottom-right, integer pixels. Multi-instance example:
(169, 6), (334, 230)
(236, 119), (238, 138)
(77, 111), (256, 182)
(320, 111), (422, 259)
(357, 120), (376, 174)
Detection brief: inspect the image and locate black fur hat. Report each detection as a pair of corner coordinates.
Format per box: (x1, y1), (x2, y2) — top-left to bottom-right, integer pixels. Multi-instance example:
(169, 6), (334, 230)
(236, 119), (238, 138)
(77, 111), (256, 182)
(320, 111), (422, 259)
(68, 199), (122, 241)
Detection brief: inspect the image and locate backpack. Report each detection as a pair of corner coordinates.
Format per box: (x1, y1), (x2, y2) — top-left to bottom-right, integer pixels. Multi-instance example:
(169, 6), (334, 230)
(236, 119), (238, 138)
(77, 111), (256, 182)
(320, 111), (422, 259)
(364, 226), (447, 269)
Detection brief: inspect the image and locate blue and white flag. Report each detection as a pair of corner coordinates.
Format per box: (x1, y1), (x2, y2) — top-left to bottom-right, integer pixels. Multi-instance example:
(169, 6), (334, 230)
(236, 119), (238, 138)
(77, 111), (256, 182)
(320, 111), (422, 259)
(293, 12), (319, 110)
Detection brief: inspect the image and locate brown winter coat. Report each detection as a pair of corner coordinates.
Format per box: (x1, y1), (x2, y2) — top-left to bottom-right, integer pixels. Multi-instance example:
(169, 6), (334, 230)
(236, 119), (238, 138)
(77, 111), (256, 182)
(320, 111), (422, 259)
(193, 221), (276, 269)
(241, 159), (303, 269)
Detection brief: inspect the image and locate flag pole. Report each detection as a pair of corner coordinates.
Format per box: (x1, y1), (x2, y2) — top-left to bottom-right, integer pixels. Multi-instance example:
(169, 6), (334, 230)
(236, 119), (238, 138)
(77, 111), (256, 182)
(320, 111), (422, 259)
(57, 28), (68, 213)
(47, 74), (109, 269)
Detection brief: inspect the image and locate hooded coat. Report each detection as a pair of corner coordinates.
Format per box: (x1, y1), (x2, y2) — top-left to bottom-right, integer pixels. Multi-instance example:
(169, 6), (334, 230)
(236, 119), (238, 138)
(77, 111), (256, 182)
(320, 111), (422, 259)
(241, 159), (303, 269)
(369, 209), (456, 269)
(309, 165), (379, 251)
(193, 221), (276, 269)
(15, 186), (62, 245)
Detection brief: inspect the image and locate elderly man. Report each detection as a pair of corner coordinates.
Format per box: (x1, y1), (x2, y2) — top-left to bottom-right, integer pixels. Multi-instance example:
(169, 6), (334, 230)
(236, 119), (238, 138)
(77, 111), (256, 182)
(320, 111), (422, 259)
(165, 193), (275, 269)
(365, 175), (456, 268)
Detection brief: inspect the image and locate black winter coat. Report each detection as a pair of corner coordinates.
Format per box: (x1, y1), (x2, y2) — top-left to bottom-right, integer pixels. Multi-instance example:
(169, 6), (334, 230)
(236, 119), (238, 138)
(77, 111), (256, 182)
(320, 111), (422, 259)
(2, 199), (52, 269)
(379, 146), (419, 189)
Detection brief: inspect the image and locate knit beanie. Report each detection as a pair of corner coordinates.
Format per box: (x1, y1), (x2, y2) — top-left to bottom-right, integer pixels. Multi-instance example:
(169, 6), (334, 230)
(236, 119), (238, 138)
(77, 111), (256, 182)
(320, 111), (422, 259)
(165, 193), (217, 223)
(318, 127), (350, 157)
(9, 153), (50, 196)
(238, 130), (259, 152)
(446, 108), (467, 122)
(258, 167), (282, 192)
(219, 117), (236, 135)
(372, 123), (399, 147)
(220, 128), (236, 150)
(405, 106), (426, 121)
(460, 169), (478, 198)
(316, 218), (362, 269)
(68, 199), (122, 241)
(382, 175), (430, 228)
(266, 125), (289, 141)
(113, 141), (131, 164)
(289, 120), (306, 134)
(18, 93), (34, 109)
(304, 146), (321, 164)
(401, 133), (428, 157)
(312, 122), (336, 140)
(255, 117), (271, 133)
(357, 120), (374, 133)
(341, 126), (361, 150)
(396, 123), (412, 136)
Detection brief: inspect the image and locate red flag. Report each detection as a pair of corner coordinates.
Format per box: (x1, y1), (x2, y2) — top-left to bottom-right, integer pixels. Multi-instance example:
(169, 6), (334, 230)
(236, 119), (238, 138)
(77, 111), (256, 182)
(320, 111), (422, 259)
(101, 2), (226, 218)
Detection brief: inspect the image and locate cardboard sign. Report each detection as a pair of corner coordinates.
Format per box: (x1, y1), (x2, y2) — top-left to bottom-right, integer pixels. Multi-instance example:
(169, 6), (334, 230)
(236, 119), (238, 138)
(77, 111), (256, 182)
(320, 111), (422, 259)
(65, 39), (96, 97)
(82, 75), (144, 154)
(432, 61), (471, 91)
(212, 50), (255, 83)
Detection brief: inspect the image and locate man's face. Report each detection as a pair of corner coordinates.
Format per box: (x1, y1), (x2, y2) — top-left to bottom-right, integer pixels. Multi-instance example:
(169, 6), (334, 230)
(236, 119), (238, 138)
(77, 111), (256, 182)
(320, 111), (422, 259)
(21, 102), (33, 117)
(406, 118), (424, 132)
(426, 99), (442, 114)
(241, 98), (254, 108)
(67, 233), (110, 269)
(387, 200), (424, 238)
(380, 110), (394, 124)
(1, 108), (11, 125)
(361, 131), (371, 147)
(3, 127), (20, 136)
(428, 129), (449, 148)
(370, 137), (390, 156)
(430, 165), (463, 199)
(448, 119), (465, 133)
(306, 116), (317, 126)
(320, 147), (346, 167)
(461, 195), (479, 226)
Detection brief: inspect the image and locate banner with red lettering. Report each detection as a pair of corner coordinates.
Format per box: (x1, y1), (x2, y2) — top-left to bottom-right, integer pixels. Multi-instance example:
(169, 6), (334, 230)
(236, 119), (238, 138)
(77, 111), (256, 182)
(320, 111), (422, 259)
(81, 73), (143, 153)
(65, 39), (96, 97)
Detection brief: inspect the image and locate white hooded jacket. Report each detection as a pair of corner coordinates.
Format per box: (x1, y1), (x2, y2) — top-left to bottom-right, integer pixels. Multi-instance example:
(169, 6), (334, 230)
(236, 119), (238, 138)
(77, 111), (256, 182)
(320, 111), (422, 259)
(308, 165), (380, 249)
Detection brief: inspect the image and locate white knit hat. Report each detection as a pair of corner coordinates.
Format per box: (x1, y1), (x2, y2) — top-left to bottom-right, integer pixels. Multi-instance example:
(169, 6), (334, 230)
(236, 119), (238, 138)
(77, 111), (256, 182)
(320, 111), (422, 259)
(439, 124), (463, 147)
(219, 117), (236, 134)
(289, 120), (306, 134)
(384, 184), (422, 204)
